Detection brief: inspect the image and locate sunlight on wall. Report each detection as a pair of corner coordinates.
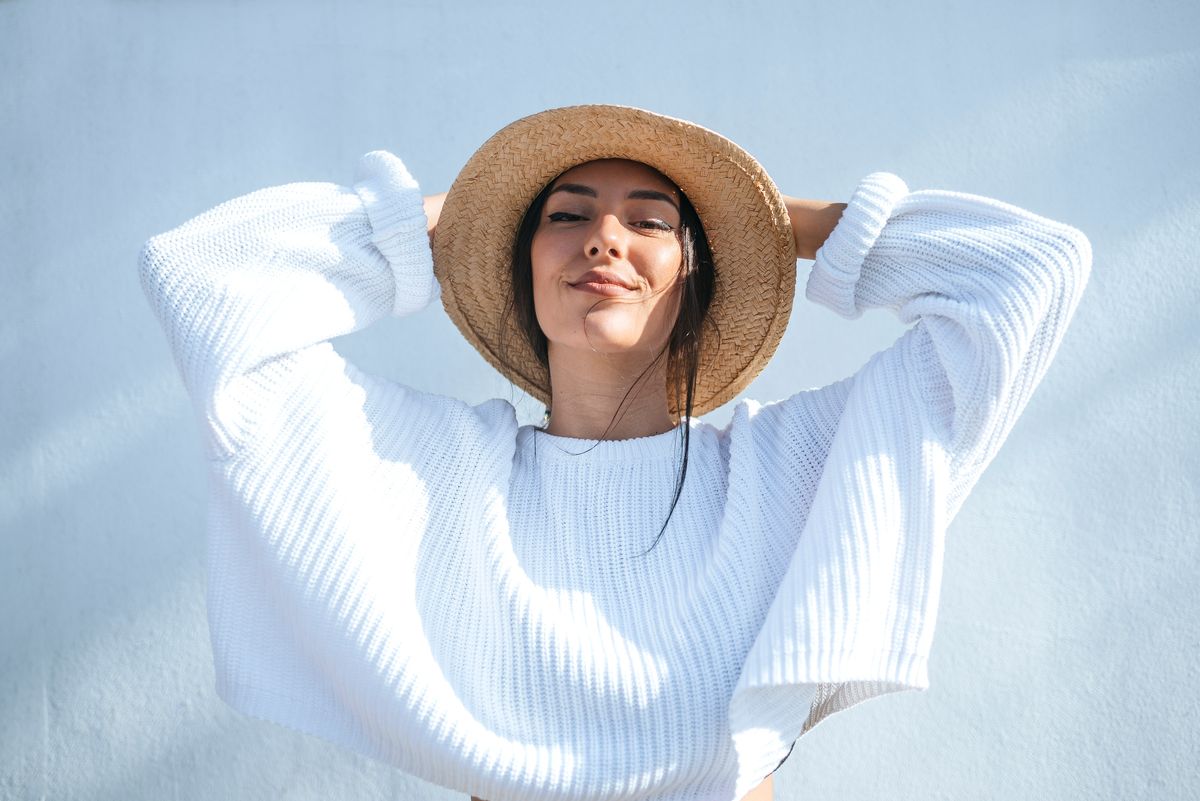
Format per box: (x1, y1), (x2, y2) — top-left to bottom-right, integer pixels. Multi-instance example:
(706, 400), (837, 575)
(0, 369), (184, 528)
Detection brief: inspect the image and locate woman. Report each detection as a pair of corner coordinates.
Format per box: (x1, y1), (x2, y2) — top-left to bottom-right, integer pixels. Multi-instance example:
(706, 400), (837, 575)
(140, 105), (1091, 801)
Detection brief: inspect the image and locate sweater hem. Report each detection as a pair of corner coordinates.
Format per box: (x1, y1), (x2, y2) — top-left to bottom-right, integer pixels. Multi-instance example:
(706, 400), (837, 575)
(214, 678), (383, 766)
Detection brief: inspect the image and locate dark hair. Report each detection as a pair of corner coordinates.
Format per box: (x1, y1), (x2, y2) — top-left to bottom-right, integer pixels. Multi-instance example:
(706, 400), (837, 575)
(502, 162), (716, 556)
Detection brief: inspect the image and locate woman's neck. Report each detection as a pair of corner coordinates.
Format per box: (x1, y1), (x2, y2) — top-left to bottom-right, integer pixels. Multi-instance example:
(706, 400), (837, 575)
(543, 343), (678, 441)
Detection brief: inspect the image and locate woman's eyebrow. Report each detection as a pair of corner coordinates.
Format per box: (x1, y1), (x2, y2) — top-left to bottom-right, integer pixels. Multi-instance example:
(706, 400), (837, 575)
(549, 183), (680, 212)
(627, 189), (680, 212)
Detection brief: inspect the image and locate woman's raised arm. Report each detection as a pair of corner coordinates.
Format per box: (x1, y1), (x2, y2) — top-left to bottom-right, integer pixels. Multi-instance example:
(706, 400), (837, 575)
(726, 173), (1091, 748)
(139, 151), (437, 461)
(423, 191), (447, 244)
(807, 173), (1092, 510)
(781, 194), (848, 261)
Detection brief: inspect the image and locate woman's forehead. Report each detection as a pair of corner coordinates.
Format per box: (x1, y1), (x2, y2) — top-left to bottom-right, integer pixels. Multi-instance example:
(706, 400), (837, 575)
(552, 158), (679, 194)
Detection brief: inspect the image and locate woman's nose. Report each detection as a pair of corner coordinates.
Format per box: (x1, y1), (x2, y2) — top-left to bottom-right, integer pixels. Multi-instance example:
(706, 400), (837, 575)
(586, 214), (625, 259)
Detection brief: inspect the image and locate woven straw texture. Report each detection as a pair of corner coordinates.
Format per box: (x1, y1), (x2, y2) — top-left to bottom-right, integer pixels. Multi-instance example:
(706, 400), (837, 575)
(432, 104), (796, 416)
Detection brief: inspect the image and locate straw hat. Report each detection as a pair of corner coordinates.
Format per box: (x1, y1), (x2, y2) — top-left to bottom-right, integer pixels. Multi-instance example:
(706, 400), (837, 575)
(431, 104), (796, 416)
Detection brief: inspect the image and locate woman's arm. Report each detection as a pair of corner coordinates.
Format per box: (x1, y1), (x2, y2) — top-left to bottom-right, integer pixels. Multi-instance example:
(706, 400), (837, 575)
(807, 171), (1092, 509)
(423, 191), (447, 244)
(781, 194), (848, 261)
(727, 174), (1091, 748)
(139, 151), (437, 461)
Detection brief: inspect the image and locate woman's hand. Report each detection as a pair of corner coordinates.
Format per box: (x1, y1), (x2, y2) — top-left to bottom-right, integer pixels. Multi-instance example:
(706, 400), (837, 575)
(781, 194), (847, 261)
(423, 192), (447, 245)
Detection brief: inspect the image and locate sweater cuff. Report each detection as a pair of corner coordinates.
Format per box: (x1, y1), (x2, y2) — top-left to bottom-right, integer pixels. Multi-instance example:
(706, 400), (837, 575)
(353, 150), (440, 317)
(805, 171), (909, 319)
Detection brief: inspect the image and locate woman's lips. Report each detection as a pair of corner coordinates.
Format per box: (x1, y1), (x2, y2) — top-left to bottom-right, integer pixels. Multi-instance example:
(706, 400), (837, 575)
(569, 270), (638, 296)
(570, 280), (636, 296)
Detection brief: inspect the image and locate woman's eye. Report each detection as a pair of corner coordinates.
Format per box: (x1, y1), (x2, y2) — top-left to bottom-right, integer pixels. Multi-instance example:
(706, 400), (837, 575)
(546, 212), (672, 231)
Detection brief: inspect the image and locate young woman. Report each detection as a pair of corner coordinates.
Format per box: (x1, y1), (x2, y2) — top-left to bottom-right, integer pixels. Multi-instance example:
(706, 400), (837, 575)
(140, 105), (1091, 801)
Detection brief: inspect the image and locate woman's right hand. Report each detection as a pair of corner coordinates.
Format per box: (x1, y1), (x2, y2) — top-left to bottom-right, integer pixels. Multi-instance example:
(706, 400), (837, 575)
(423, 192), (447, 245)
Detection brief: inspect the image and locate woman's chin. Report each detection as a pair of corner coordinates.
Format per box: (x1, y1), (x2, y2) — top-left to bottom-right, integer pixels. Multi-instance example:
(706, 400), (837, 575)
(542, 312), (673, 360)
(568, 329), (668, 358)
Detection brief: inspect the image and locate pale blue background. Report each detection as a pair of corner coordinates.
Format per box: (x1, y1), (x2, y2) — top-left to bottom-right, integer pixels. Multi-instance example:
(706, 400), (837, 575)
(3, 0), (1198, 798)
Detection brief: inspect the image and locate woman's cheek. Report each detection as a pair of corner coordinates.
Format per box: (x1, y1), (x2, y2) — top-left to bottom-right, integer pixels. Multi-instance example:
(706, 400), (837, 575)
(532, 278), (560, 341)
(654, 288), (683, 345)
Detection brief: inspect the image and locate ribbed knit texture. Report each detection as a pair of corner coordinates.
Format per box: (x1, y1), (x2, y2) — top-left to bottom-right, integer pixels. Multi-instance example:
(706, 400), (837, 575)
(139, 151), (1091, 801)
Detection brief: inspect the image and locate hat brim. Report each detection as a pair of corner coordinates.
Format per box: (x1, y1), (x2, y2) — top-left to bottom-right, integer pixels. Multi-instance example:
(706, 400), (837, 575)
(432, 104), (796, 417)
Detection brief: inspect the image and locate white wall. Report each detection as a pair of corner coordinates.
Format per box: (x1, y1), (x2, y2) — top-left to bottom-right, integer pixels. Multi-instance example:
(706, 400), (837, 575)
(2, 0), (1197, 798)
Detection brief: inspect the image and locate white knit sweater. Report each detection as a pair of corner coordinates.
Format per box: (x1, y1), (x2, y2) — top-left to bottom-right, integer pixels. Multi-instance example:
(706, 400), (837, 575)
(139, 151), (1091, 801)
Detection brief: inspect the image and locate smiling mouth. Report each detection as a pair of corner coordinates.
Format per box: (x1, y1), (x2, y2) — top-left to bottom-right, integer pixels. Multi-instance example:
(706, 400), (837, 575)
(569, 280), (637, 297)
(568, 270), (638, 295)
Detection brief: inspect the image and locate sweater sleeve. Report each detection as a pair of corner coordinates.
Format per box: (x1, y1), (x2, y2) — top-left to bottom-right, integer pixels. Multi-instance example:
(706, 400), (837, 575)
(140, 154), (520, 768)
(726, 172), (1091, 773)
(139, 151), (439, 461)
(806, 172), (1091, 514)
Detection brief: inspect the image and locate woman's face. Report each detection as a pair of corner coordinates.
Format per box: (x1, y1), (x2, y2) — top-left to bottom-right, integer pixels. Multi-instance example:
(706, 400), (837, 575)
(530, 159), (685, 360)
